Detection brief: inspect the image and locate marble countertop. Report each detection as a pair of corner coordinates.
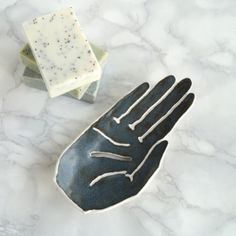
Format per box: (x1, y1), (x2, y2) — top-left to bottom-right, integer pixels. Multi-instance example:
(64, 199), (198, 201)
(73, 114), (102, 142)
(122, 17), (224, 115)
(0, 0), (236, 235)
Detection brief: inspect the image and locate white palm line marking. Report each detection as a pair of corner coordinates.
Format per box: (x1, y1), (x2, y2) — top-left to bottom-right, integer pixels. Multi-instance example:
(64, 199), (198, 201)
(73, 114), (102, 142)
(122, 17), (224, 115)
(90, 151), (132, 161)
(93, 127), (130, 147)
(138, 93), (188, 143)
(128, 84), (175, 130)
(113, 87), (150, 124)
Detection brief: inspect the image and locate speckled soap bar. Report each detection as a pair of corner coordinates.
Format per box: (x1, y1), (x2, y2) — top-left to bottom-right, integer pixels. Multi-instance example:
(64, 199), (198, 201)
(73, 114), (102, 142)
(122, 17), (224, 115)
(20, 43), (108, 100)
(19, 43), (107, 98)
(23, 7), (101, 97)
(23, 68), (102, 103)
(19, 43), (107, 74)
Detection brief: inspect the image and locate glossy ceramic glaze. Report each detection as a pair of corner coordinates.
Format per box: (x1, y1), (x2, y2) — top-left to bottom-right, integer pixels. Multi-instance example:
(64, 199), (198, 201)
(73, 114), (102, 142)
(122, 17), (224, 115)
(56, 76), (194, 211)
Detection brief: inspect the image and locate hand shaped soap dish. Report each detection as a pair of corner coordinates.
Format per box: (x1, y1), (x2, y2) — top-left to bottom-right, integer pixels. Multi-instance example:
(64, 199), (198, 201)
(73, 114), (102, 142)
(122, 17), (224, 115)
(55, 75), (194, 212)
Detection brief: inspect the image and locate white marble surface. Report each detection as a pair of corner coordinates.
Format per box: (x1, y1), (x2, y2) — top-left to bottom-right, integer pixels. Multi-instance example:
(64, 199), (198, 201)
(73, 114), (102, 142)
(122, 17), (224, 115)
(0, 0), (236, 235)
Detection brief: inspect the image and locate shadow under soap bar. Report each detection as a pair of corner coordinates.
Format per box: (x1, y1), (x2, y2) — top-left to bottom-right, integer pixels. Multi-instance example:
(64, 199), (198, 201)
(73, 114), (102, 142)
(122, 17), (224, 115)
(23, 7), (101, 97)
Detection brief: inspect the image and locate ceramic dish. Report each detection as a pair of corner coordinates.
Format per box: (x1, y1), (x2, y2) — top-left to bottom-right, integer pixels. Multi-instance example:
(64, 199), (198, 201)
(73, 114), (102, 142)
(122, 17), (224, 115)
(55, 75), (195, 212)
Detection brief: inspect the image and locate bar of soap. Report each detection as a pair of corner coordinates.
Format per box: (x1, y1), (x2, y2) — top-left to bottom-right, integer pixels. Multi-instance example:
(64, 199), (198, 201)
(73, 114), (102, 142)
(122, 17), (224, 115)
(20, 43), (107, 74)
(20, 46), (90, 99)
(81, 80), (101, 103)
(20, 44), (40, 74)
(23, 68), (101, 103)
(20, 43), (108, 100)
(23, 7), (101, 97)
(19, 43), (108, 99)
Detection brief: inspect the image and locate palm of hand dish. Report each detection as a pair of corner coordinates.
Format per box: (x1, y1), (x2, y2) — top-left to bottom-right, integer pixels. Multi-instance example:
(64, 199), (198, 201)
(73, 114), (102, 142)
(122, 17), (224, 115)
(56, 76), (194, 211)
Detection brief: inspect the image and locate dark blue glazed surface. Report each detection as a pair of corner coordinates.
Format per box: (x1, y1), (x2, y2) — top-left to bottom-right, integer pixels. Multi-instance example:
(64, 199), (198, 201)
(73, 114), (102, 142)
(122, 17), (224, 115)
(56, 75), (194, 211)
